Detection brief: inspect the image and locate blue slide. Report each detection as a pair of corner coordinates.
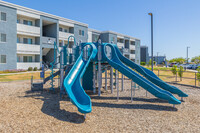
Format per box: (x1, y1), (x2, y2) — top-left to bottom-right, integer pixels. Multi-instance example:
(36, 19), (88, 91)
(112, 44), (188, 98)
(63, 43), (97, 114)
(102, 43), (181, 104)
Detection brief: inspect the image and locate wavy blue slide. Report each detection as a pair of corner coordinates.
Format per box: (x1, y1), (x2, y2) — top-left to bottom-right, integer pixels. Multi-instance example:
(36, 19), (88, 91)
(112, 44), (188, 98)
(63, 43), (97, 114)
(102, 43), (181, 104)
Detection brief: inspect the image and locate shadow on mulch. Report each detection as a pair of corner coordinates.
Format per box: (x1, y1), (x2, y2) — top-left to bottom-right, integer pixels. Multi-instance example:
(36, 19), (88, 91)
(22, 90), (85, 124)
(21, 89), (177, 123)
(92, 102), (177, 111)
(90, 95), (169, 104)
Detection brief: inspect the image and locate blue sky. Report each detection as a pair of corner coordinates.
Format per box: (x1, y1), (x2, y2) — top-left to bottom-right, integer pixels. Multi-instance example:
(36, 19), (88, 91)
(4, 0), (200, 60)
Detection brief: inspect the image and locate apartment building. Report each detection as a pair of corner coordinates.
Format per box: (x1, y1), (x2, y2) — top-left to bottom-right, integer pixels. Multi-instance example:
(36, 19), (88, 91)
(140, 46), (149, 64)
(88, 29), (140, 64)
(0, 1), (140, 71)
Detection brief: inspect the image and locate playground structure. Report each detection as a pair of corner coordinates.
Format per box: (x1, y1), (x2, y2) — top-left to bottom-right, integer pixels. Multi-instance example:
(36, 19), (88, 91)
(31, 36), (188, 117)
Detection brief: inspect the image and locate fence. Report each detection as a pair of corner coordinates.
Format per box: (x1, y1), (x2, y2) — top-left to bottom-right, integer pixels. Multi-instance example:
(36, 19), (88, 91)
(103, 68), (200, 88)
(154, 70), (200, 88)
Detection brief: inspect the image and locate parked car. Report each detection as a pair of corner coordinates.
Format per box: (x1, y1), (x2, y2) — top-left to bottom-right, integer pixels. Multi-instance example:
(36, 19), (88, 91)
(186, 64), (194, 69)
(168, 63), (178, 67)
(194, 64), (200, 70)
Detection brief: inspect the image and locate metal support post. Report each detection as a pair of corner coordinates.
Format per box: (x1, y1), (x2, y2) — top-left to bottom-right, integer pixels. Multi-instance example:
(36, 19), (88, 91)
(110, 67), (113, 94)
(93, 62), (96, 94)
(131, 80), (133, 102)
(105, 66), (108, 91)
(116, 70), (119, 101)
(98, 40), (102, 96)
(60, 41), (64, 97)
(121, 74), (124, 91)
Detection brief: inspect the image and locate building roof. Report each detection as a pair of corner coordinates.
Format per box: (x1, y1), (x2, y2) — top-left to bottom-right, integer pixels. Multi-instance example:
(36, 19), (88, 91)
(0, 0), (88, 27)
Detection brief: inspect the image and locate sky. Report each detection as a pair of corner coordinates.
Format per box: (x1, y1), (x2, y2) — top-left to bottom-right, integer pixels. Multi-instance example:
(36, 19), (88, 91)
(3, 0), (200, 60)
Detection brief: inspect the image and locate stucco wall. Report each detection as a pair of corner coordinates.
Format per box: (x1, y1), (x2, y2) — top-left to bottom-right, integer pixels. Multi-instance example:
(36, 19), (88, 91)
(0, 5), (17, 71)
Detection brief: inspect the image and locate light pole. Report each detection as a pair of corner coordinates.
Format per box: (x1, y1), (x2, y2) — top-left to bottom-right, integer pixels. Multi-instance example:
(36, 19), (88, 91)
(186, 46), (190, 64)
(148, 12), (153, 71)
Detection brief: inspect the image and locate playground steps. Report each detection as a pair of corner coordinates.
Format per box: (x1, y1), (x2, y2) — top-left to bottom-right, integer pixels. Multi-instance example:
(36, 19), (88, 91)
(31, 82), (43, 91)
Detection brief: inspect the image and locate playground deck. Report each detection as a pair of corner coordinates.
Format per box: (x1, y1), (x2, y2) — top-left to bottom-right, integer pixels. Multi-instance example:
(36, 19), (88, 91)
(0, 80), (199, 132)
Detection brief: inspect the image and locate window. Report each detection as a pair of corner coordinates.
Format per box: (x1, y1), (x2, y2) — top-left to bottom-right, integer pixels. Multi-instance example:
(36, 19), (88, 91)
(28, 38), (32, 44)
(23, 38), (32, 44)
(23, 38), (28, 44)
(64, 29), (68, 33)
(79, 30), (84, 36)
(59, 27), (63, 32)
(1, 12), (6, 21)
(131, 41), (135, 45)
(28, 56), (32, 62)
(79, 30), (82, 35)
(131, 50), (135, 54)
(17, 37), (20, 43)
(23, 56), (32, 62)
(82, 30), (84, 36)
(17, 56), (20, 62)
(23, 20), (32, 26)
(0, 55), (6, 63)
(17, 19), (20, 23)
(1, 33), (6, 42)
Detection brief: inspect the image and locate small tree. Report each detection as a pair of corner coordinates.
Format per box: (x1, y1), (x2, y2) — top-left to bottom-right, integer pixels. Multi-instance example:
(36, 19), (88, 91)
(28, 67), (33, 71)
(196, 66), (200, 86)
(140, 62), (146, 66)
(178, 66), (184, 81)
(171, 65), (177, 75)
(33, 67), (38, 71)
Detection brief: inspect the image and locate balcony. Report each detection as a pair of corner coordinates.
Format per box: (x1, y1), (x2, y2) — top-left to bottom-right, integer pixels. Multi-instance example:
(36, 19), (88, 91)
(41, 36), (56, 48)
(59, 32), (74, 40)
(17, 62), (40, 70)
(130, 45), (135, 50)
(17, 23), (40, 37)
(123, 48), (130, 54)
(117, 42), (124, 48)
(130, 54), (135, 59)
(17, 43), (40, 54)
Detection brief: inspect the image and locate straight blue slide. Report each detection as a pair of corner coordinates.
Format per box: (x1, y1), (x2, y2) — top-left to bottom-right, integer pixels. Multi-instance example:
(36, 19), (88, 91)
(102, 43), (181, 104)
(112, 44), (188, 98)
(63, 43), (97, 114)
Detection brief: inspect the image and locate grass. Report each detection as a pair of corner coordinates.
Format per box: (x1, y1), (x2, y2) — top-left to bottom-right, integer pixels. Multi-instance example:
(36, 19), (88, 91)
(0, 71), (55, 82)
(1, 67), (199, 87)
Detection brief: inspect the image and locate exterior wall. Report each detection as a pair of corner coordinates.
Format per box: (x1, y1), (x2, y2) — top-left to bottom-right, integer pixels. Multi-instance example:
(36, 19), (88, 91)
(140, 46), (149, 63)
(74, 24), (88, 43)
(135, 40), (140, 65)
(149, 56), (166, 64)
(0, 5), (17, 71)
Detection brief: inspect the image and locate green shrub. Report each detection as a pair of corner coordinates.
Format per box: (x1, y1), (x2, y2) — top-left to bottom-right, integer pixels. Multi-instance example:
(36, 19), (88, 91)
(33, 67), (38, 71)
(140, 62), (146, 66)
(197, 66), (200, 86)
(28, 67), (33, 71)
(178, 66), (184, 81)
(171, 65), (177, 75)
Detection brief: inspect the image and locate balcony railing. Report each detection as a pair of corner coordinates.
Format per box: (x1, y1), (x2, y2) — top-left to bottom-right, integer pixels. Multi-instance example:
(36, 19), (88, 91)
(41, 36), (56, 45)
(17, 23), (40, 36)
(59, 32), (74, 40)
(130, 54), (135, 59)
(17, 43), (40, 54)
(117, 42), (124, 48)
(130, 45), (135, 50)
(17, 62), (40, 70)
(123, 48), (130, 54)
